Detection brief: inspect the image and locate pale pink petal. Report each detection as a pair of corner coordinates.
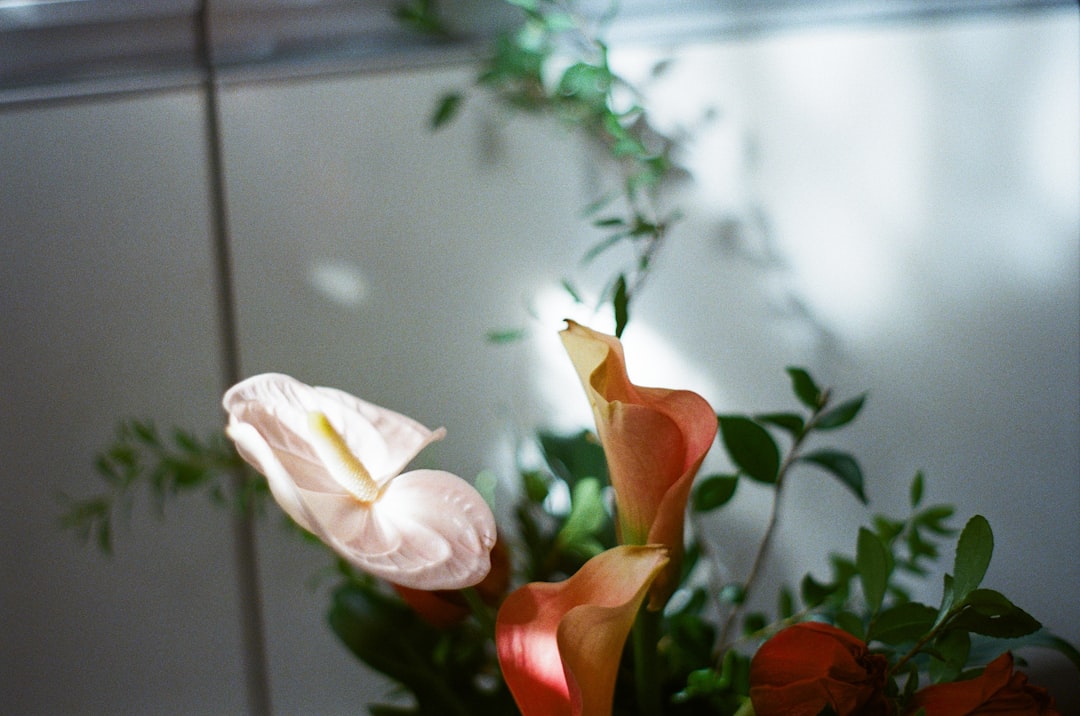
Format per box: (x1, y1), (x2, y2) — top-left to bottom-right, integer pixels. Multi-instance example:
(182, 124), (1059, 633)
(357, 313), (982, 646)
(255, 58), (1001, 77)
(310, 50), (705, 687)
(300, 469), (497, 590)
(223, 373), (496, 591)
(223, 373), (445, 492)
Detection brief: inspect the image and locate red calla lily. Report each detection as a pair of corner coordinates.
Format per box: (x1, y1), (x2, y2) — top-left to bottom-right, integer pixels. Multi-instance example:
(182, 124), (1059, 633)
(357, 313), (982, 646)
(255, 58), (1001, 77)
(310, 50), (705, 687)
(560, 320), (717, 604)
(495, 545), (668, 716)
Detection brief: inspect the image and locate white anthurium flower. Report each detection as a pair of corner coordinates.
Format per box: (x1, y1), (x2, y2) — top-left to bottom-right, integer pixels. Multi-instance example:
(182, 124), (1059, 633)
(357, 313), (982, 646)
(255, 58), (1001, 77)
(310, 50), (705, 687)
(223, 373), (497, 591)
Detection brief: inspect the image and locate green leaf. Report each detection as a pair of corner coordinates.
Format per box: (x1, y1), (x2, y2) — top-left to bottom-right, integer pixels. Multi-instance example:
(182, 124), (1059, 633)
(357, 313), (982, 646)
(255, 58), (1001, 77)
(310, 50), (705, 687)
(691, 474), (738, 512)
(857, 527), (892, 614)
(800, 573), (833, 607)
(799, 449), (867, 503)
(539, 430), (607, 487)
(560, 278), (583, 304)
(935, 573), (957, 629)
(951, 589), (1041, 638)
(778, 587), (795, 619)
(914, 504), (956, 535)
(870, 601), (937, 644)
(431, 92), (462, 129)
(485, 327), (527, 344)
(557, 62), (611, 103)
(741, 612), (767, 636)
(910, 471), (925, 508)
(952, 515), (993, 602)
(555, 477), (607, 557)
(520, 470), (549, 504)
(786, 367), (822, 409)
(814, 394), (866, 430)
(131, 420), (158, 445)
(929, 628), (971, 683)
(970, 629), (1080, 673)
(718, 416), (780, 484)
(718, 583), (746, 605)
(756, 412), (805, 437)
(612, 273), (629, 338)
(835, 610), (865, 640)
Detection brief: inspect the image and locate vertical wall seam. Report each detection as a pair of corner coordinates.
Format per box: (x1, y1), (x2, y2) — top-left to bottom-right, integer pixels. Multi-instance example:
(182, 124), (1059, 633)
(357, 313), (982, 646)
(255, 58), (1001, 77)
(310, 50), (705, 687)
(195, 1), (272, 713)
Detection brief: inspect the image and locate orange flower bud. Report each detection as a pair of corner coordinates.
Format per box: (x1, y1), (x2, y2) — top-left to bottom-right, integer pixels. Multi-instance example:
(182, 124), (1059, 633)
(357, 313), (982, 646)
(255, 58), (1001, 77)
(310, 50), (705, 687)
(750, 622), (892, 716)
(560, 321), (716, 607)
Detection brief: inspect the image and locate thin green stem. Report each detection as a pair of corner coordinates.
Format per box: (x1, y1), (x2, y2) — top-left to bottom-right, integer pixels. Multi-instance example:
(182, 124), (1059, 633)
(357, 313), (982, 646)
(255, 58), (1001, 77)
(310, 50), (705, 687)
(462, 587), (497, 639)
(716, 442), (799, 651)
(890, 608), (958, 676)
(716, 404), (830, 653)
(732, 698), (756, 716)
(632, 606), (663, 716)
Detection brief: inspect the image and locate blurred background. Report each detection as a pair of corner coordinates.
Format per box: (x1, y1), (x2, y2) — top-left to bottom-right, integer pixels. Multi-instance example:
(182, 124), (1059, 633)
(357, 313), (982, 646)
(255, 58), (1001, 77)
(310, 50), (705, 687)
(2, 1), (1077, 713)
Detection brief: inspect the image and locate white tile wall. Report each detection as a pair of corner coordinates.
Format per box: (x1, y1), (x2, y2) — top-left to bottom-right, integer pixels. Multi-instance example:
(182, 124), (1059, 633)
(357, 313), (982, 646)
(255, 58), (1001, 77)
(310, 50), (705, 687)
(2, 7), (1077, 714)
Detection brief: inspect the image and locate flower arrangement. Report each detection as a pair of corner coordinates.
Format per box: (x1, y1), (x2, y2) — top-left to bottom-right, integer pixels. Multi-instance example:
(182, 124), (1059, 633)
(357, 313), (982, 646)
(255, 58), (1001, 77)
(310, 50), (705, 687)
(206, 322), (1072, 716)
(60, 2), (1077, 715)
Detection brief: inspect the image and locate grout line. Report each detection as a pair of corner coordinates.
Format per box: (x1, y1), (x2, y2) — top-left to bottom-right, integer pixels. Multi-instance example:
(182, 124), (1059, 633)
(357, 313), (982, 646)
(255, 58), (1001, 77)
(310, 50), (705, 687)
(195, 1), (273, 713)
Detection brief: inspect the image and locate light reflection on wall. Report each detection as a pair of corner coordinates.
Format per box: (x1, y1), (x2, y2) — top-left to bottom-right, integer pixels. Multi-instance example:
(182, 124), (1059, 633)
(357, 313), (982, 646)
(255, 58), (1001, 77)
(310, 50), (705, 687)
(526, 282), (727, 436)
(588, 13), (1078, 704)
(307, 258), (370, 308)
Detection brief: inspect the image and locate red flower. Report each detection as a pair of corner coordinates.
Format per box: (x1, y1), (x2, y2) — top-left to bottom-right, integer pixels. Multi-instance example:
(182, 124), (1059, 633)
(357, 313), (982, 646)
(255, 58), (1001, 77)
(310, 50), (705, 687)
(560, 321), (717, 606)
(906, 652), (1060, 715)
(750, 622), (892, 716)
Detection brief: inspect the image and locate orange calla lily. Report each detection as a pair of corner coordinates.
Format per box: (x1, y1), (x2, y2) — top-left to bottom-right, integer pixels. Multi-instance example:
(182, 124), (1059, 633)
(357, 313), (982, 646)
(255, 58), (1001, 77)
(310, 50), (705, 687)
(495, 545), (668, 716)
(560, 320), (717, 604)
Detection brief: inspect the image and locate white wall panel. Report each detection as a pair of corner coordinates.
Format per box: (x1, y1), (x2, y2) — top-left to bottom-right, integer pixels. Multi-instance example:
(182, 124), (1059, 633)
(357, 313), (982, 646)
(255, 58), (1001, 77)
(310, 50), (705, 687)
(0, 92), (247, 714)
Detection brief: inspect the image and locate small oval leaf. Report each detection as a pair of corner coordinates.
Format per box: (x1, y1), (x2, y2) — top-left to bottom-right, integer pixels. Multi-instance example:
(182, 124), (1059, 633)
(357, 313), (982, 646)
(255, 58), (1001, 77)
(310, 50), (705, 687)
(756, 412), (805, 437)
(953, 515), (994, 601)
(692, 474), (739, 512)
(718, 416), (780, 484)
(799, 449), (867, 503)
(814, 393), (866, 430)
(857, 527), (891, 614)
(786, 367), (822, 409)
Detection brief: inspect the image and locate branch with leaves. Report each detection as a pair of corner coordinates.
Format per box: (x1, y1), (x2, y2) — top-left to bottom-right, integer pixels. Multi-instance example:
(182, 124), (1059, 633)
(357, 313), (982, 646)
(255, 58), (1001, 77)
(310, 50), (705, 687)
(410, 0), (683, 337)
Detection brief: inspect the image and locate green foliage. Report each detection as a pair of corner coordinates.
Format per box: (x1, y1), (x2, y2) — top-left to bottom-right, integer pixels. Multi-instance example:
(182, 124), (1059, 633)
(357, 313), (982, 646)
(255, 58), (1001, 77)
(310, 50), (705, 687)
(692, 474), (739, 512)
(856, 527), (892, 615)
(329, 575), (515, 716)
(70, 372), (1078, 716)
(717, 416), (780, 485)
(951, 515), (993, 602)
(410, 0), (682, 337)
(785, 367), (823, 409)
(798, 449), (867, 503)
(59, 419), (265, 553)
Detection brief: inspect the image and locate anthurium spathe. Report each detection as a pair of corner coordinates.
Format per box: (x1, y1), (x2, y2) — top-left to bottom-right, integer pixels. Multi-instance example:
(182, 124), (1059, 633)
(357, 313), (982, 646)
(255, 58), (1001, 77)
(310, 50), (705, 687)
(560, 320), (717, 604)
(223, 373), (496, 591)
(495, 545), (669, 716)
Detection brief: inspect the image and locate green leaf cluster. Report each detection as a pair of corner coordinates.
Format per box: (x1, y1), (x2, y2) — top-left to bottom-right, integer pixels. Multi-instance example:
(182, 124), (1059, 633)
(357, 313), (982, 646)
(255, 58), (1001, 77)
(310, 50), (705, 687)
(329, 572), (516, 716)
(418, 0), (683, 337)
(59, 419), (265, 553)
(694, 366), (869, 517)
